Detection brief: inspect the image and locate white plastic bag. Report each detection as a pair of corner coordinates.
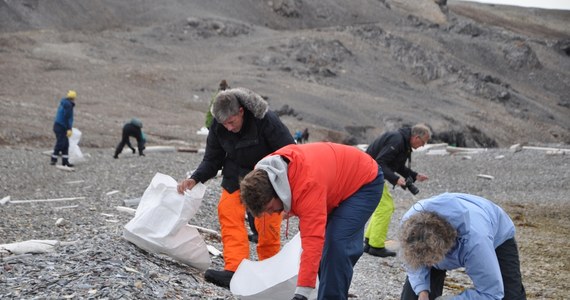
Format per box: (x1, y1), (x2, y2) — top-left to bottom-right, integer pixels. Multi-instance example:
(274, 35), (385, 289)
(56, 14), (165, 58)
(68, 128), (86, 164)
(230, 233), (318, 299)
(123, 173), (210, 270)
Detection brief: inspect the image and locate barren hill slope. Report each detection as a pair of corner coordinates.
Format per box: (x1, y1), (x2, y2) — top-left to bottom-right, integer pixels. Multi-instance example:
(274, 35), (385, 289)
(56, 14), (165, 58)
(0, 0), (568, 149)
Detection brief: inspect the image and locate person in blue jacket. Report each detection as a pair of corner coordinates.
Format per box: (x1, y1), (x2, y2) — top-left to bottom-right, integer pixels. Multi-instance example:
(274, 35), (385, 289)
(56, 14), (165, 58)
(51, 90), (76, 167)
(399, 193), (526, 300)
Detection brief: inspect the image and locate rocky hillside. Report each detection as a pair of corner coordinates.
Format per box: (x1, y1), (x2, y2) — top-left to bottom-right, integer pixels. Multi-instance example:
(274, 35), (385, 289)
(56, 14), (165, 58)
(0, 0), (568, 149)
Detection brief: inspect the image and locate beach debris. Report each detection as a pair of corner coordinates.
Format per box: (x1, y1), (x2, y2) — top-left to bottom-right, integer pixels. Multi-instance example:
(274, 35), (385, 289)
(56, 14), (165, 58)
(56, 165), (75, 172)
(55, 218), (66, 227)
(0, 196), (10, 205)
(510, 144), (522, 153)
(106, 190), (120, 196)
(9, 197), (85, 204)
(1, 240), (60, 255)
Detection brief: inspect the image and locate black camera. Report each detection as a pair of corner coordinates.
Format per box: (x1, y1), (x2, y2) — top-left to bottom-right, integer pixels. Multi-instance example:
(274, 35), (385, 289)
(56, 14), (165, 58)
(402, 177), (419, 195)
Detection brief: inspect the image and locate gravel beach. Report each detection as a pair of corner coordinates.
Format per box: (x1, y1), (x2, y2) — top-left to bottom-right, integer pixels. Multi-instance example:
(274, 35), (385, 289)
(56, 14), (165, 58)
(1, 145), (568, 299)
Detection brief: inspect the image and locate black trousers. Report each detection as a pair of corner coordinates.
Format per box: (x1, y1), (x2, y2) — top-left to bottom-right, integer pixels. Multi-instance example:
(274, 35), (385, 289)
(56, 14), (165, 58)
(400, 238), (526, 300)
(114, 123), (144, 157)
(52, 123), (69, 162)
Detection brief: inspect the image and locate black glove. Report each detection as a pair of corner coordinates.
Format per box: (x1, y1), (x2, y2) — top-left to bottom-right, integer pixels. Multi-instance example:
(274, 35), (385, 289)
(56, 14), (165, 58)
(292, 294), (308, 300)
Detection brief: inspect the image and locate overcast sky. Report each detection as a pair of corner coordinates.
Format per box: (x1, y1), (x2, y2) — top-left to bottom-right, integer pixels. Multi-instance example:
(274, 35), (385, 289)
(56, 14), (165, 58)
(456, 0), (570, 10)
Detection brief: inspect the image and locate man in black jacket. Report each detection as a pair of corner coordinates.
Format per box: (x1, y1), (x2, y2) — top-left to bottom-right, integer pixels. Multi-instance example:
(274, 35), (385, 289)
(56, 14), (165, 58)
(364, 124), (431, 257)
(177, 87), (295, 288)
(113, 118), (145, 159)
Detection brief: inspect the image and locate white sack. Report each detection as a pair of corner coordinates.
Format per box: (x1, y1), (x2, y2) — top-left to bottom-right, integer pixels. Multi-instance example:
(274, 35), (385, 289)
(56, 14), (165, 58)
(68, 128), (86, 164)
(123, 173), (210, 270)
(230, 233), (318, 299)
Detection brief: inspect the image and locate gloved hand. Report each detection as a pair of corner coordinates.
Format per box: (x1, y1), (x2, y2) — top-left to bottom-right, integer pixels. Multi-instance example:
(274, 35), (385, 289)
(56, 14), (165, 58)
(66, 130), (72, 138)
(292, 294), (308, 300)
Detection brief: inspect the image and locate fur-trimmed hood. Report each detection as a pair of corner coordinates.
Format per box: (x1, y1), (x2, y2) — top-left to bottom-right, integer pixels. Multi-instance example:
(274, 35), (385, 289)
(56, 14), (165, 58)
(212, 87), (268, 121)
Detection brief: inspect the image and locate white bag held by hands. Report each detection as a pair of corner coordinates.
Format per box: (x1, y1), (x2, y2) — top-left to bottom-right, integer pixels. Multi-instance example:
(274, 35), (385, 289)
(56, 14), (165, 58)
(230, 233), (318, 299)
(123, 172), (210, 270)
(68, 128), (86, 164)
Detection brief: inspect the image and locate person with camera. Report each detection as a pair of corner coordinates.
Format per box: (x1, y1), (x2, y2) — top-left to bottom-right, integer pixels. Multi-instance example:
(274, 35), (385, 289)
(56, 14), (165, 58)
(363, 123), (431, 257)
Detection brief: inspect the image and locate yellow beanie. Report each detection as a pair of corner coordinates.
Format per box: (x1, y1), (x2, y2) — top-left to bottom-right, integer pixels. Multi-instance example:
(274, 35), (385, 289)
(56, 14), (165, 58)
(67, 90), (77, 99)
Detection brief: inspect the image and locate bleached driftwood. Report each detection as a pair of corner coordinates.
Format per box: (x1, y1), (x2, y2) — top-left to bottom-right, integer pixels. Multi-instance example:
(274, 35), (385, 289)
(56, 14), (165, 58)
(1, 240), (60, 255)
(522, 146), (570, 153)
(116, 206), (137, 215)
(416, 143), (448, 152)
(65, 180), (85, 184)
(54, 205), (79, 210)
(207, 245), (222, 257)
(145, 146), (177, 153)
(9, 197), (85, 204)
(189, 225), (221, 238)
(446, 146), (487, 155)
(425, 149), (449, 156)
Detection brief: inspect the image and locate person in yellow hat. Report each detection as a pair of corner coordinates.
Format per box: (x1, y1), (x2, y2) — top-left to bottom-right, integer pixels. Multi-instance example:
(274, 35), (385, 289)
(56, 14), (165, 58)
(50, 90), (76, 167)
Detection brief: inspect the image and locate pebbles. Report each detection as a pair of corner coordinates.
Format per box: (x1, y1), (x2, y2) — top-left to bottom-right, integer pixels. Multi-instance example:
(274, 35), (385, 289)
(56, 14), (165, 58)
(1, 146), (569, 299)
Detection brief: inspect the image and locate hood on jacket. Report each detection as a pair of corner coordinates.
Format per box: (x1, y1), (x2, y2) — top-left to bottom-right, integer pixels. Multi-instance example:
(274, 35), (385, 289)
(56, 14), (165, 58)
(130, 118), (143, 128)
(255, 155), (292, 212)
(211, 87), (268, 122)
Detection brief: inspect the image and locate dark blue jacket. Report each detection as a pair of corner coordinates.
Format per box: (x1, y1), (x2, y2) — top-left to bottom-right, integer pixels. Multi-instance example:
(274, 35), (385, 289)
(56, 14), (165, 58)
(366, 127), (417, 186)
(191, 110), (295, 193)
(54, 98), (74, 130)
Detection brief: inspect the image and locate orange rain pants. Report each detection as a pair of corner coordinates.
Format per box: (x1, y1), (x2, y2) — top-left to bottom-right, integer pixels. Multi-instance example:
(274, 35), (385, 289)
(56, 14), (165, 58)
(219, 188), (282, 272)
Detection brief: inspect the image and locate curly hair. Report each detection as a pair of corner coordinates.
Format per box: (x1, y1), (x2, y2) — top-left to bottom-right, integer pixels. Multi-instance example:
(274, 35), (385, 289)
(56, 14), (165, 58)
(399, 211), (457, 269)
(240, 169), (277, 217)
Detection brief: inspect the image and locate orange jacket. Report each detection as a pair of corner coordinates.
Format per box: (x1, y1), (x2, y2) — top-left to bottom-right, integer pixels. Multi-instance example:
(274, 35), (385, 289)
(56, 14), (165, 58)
(272, 142), (378, 288)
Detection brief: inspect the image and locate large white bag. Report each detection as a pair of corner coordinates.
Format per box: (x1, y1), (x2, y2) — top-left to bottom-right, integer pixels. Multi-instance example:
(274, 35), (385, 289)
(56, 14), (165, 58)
(68, 128), (86, 164)
(123, 173), (210, 270)
(230, 233), (318, 299)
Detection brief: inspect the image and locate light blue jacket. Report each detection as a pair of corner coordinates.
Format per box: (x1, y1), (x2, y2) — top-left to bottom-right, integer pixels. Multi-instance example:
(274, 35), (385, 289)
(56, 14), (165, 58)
(54, 98), (74, 130)
(401, 193), (516, 299)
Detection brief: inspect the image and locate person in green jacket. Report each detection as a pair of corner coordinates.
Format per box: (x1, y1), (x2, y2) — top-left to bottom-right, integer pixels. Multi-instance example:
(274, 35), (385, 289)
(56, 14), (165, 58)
(205, 80), (230, 128)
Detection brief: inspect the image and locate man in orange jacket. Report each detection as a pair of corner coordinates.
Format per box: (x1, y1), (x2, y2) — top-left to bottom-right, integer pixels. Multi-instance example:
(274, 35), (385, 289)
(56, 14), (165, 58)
(240, 142), (384, 300)
(177, 87), (295, 288)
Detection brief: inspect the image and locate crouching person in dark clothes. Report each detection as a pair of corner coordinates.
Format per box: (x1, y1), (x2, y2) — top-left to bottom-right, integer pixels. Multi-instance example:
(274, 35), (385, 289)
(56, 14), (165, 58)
(399, 193), (526, 300)
(240, 142), (384, 300)
(114, 118), (146, 158)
